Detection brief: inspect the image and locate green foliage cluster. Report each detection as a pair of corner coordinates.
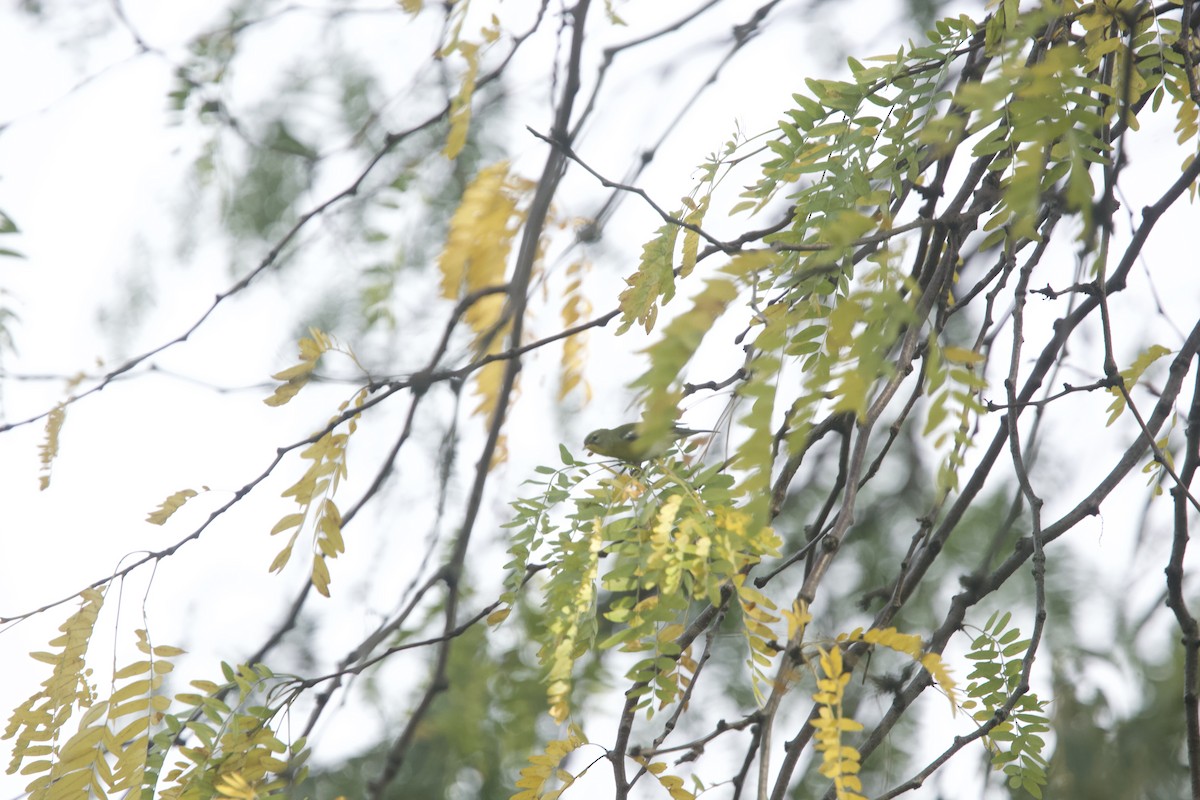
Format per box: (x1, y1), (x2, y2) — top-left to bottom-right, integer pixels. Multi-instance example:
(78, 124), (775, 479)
(502, 447), (782, 722)
(963, 611), (1051, 798)
(508, 1), (1197, 796)
(161, 663), (309, 800)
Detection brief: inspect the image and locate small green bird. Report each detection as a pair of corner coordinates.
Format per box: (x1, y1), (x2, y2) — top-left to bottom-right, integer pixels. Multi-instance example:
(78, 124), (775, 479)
(583, 423), (713, 463)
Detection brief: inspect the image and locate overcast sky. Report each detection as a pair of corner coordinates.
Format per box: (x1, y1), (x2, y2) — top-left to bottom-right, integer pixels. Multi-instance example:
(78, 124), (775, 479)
(3, 2), (1198, 798)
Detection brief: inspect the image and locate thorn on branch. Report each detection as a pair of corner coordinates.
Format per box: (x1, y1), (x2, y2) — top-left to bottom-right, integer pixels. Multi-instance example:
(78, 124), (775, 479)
(911, 182), (942, 202)
(1032, 281), (1099, 300)
(985, 376), (1121, 412)
(683, 368), (748, 395)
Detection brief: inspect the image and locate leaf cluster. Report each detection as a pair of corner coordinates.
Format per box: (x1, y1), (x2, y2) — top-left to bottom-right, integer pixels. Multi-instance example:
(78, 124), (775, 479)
(4, 592), (306, 800)
(501, 448), (781, 723)
(962, 611), (1051, 798)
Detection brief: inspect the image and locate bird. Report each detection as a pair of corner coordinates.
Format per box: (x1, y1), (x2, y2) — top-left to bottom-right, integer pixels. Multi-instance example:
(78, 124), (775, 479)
(583, 423), (713, 463)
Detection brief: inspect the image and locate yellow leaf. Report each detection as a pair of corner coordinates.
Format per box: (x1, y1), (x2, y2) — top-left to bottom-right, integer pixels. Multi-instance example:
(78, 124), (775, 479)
(78, 702), (110, 728)
(942, 346), (985, 365)
(146, 489), (199, 525)
(444, 41), (480, 159)
(110, 679), (152, 704)
(657, 624), (685, 642)
(112, 661), (151, 681)
(112, 715), (150, 743)
(268, 542), (295, 573)
(215, 772), (258, 800)
(265, 329), (336, 407)
(37, 402), (67, 491)
(472, 360), (508, 426)
(823, 209), (876, 247)
(311, 555), (331, 597)
(264, 378), (308, 407)
(678, 195), (710, 279)
(617, 220), (680, 334)
(558, 261), (593, 403)
(439, 162), (519, 313)
(59, 723), (107, 758)
(270, 362), (314, 382)
(270, 513), (305, 536)
(298, 328), (331, 360)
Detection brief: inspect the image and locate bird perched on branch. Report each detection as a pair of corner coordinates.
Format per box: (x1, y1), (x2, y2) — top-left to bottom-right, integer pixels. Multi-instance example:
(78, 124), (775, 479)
(583, 423), (712, 463)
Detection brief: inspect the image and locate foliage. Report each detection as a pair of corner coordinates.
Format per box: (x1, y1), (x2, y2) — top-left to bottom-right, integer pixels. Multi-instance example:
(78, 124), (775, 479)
(4, 1), (1200, 800)
(511, 729), (590, 800)
(0, 206), (22, 388)
(263, 329), (369, 596)
(961, 611), (1051, 799)
(501, 449), (781, 722)
(3, 596), (307, 800)
(157, 662), (309, 800)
